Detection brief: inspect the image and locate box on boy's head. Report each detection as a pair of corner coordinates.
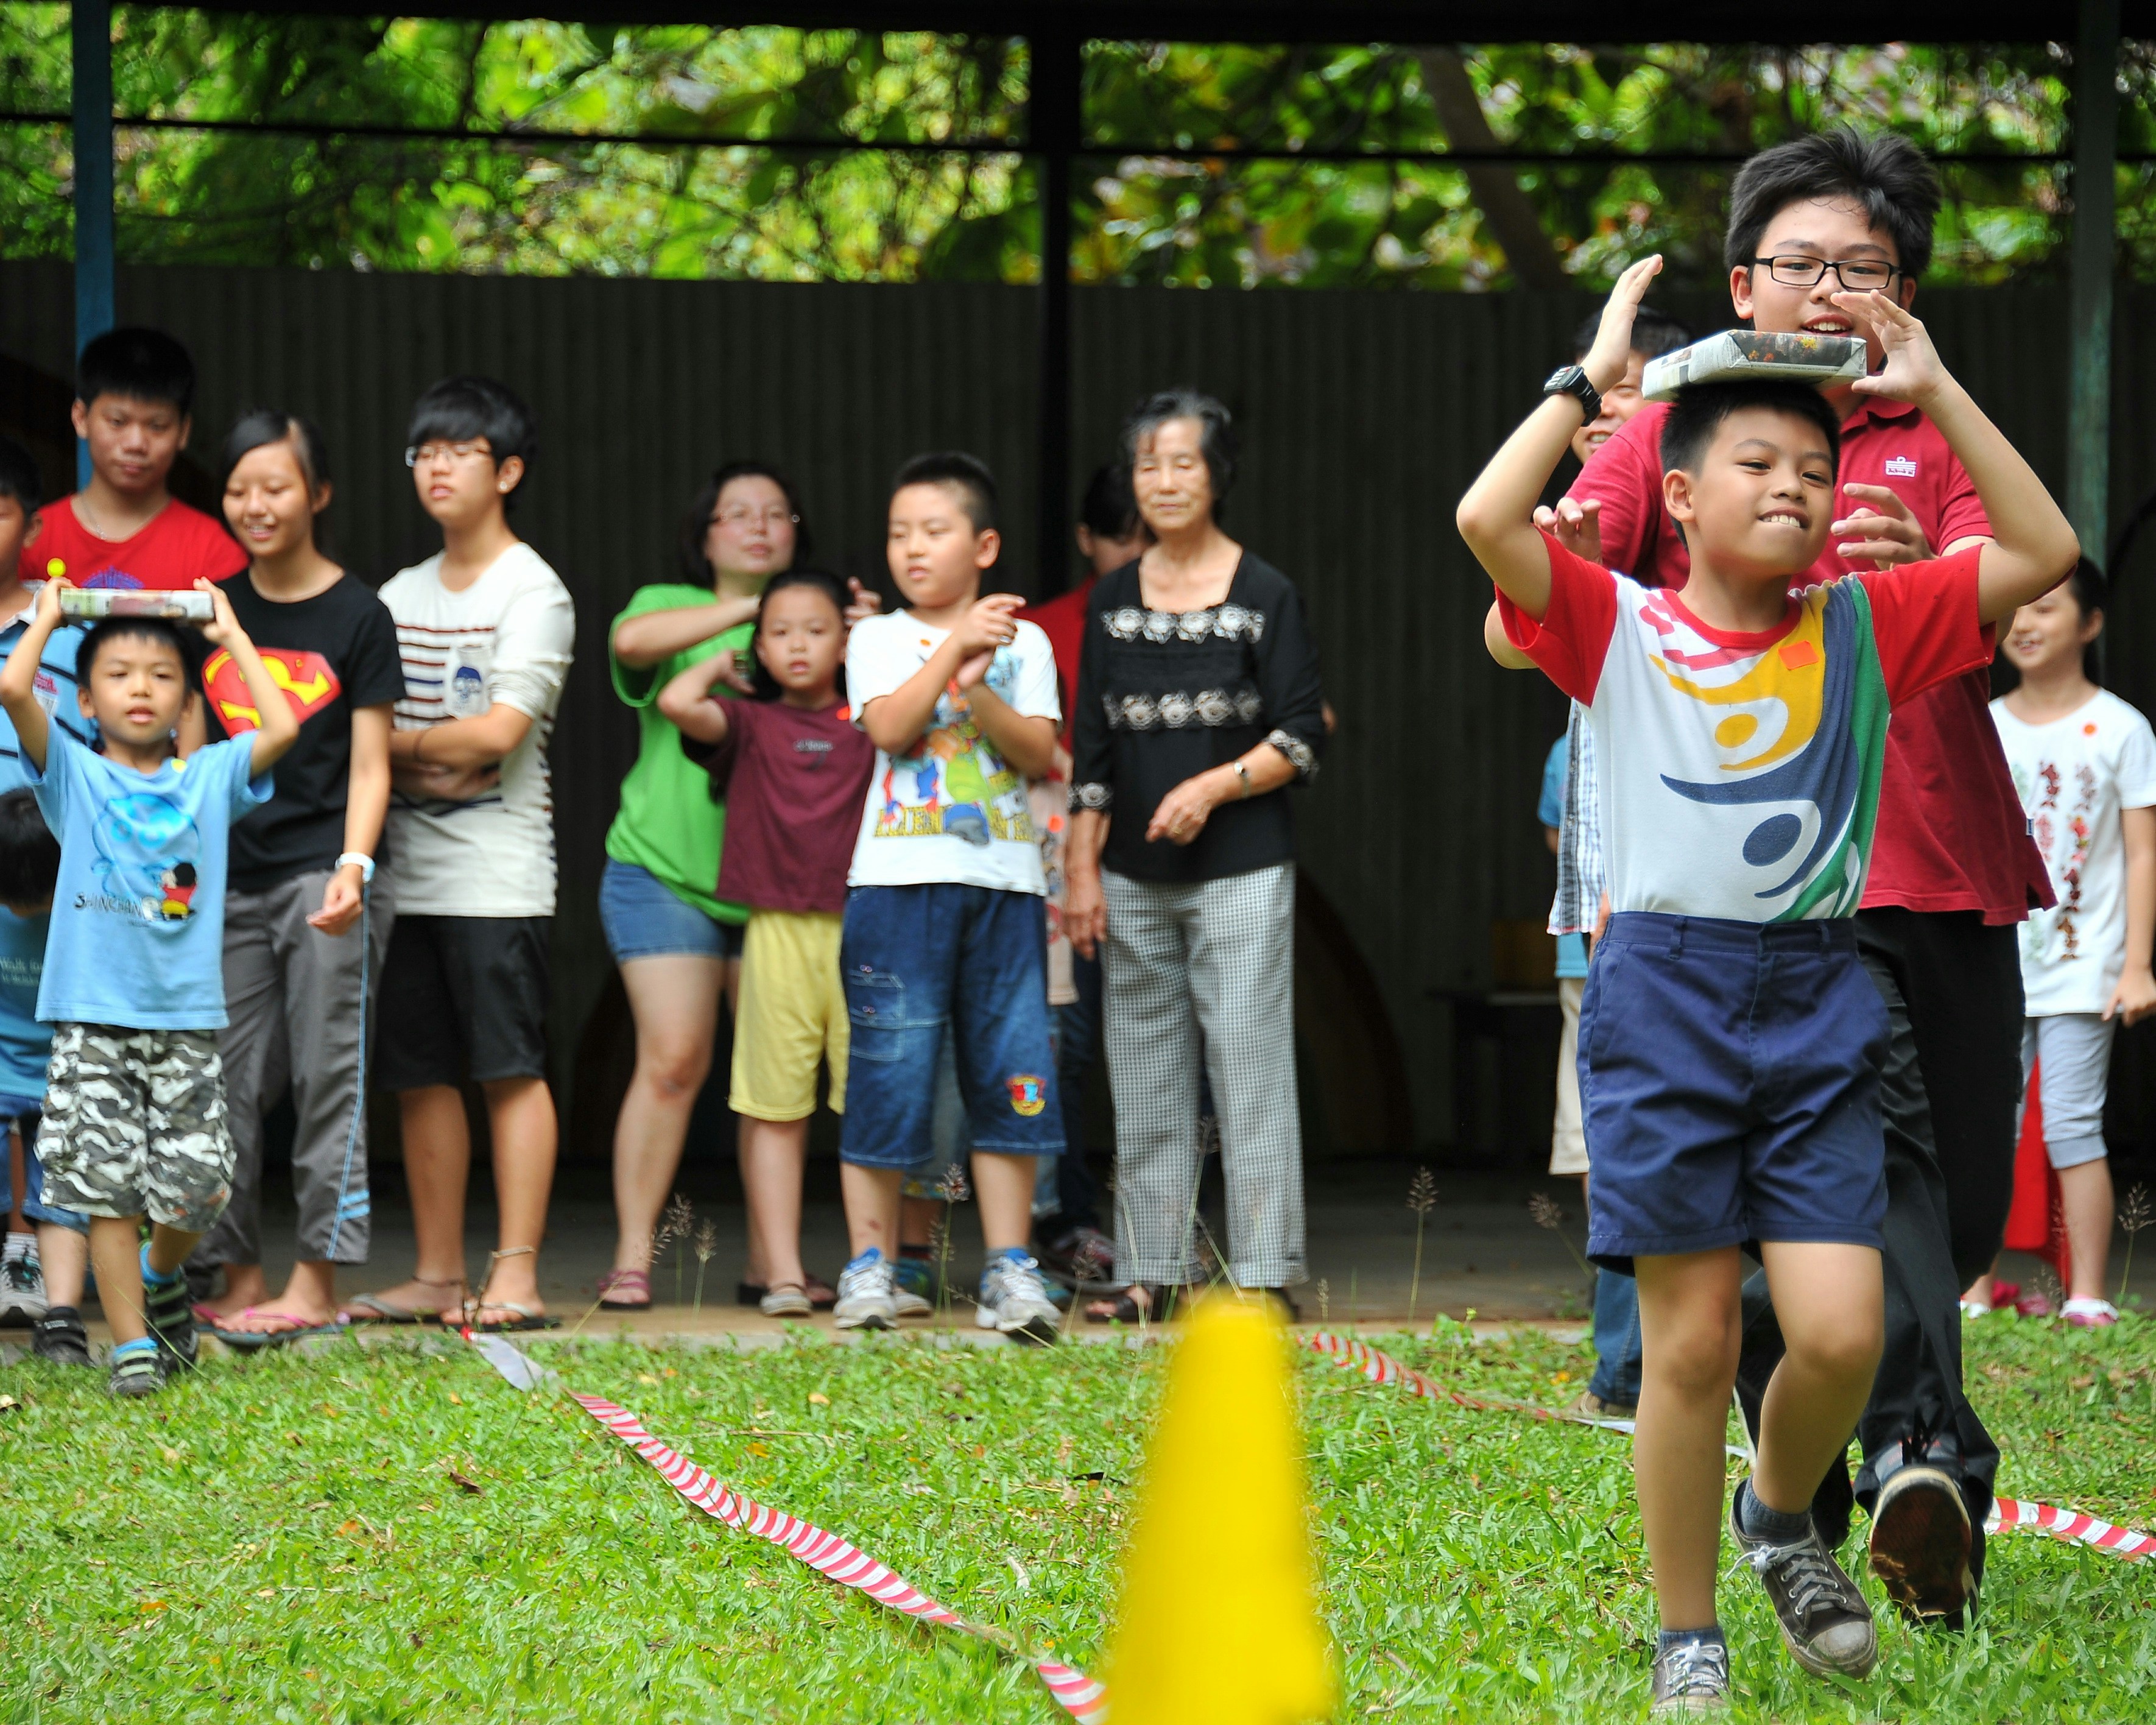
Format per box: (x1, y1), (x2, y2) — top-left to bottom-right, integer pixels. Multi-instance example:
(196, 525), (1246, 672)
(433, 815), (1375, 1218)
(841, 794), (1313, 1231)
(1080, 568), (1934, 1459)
(1643, 331), (1869, 401)
(21, 326), (246, 594)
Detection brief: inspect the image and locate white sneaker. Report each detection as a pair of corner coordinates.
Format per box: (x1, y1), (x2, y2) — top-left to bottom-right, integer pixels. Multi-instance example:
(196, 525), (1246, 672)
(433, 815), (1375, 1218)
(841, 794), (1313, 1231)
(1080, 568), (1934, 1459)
(0, 1240), (46, 1327)
(976, 1250), (1060, 1343)
(892, 1285), (933, 1319)
(833, 1250), (898, 1331)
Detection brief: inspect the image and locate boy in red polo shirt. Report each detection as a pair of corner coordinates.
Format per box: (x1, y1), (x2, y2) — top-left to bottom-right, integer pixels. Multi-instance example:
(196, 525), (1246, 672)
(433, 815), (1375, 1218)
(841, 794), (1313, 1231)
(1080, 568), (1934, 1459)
(1523, 127), (2047, 1628)
(19, 328), (247, 595)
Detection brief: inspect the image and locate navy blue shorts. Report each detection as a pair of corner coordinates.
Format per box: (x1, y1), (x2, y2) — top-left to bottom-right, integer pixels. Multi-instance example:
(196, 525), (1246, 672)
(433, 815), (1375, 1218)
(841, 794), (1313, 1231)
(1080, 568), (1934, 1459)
(1579, 912), (1889, 1272)
(838, 883), (1063, 1169)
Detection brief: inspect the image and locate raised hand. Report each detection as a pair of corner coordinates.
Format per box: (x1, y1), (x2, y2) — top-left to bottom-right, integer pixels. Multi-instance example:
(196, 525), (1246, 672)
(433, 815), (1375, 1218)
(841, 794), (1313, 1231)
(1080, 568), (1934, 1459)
(1832, 483), (1933, 568)
(1580, 254), (1664, 393)
(954, 593), (1023, 658)
(1532, 496), (1605, 564)
(1835, 290), (1947, 407)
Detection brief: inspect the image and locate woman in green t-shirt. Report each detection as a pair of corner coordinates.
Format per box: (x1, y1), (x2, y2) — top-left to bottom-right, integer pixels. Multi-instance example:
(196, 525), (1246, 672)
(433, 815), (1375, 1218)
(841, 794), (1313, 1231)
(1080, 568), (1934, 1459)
(599, 462), (831, 1309)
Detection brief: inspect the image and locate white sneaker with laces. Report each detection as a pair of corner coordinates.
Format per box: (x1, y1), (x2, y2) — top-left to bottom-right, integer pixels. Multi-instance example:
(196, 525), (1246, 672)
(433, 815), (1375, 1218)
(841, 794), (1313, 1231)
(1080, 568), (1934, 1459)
(833, 1250), (898, 1331)
(976, 1250), (1060, 1343)
(0, 1240), (46, 1326)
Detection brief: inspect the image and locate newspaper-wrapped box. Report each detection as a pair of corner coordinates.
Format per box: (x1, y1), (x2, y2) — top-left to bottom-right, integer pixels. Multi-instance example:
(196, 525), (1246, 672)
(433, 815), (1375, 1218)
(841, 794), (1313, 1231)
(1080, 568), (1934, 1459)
(53, 587), (215, 622)
(1641, 330), (1866, 401)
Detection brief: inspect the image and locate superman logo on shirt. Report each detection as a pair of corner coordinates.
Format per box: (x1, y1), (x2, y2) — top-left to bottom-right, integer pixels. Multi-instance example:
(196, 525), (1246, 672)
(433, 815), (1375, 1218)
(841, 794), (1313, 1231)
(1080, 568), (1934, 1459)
(203, 647), (342, 733)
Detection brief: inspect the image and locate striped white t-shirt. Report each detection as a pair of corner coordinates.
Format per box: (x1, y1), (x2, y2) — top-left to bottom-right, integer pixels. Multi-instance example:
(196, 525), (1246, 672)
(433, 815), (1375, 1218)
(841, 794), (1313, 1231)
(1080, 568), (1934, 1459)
(378, 543), (575, 917)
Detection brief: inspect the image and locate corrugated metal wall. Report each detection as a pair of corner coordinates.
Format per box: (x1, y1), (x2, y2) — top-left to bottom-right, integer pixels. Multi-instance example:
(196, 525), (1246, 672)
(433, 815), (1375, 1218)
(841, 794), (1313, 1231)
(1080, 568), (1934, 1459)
(6, 261), (2154, 1152)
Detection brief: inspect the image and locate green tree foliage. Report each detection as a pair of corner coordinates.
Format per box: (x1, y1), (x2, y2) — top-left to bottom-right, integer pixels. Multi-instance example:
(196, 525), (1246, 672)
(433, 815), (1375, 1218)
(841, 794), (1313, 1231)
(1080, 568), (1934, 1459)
(2, 10), (2151, 286)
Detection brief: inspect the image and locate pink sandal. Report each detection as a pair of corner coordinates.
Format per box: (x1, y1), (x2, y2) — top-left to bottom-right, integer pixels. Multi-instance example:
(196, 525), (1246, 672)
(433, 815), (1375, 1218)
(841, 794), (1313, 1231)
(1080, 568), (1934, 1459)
(597, 1267), (651, 1310)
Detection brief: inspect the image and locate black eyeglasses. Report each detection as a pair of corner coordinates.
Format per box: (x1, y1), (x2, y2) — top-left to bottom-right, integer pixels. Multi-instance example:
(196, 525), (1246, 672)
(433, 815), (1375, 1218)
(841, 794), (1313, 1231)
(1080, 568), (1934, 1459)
(1750, 255), (1906, 291)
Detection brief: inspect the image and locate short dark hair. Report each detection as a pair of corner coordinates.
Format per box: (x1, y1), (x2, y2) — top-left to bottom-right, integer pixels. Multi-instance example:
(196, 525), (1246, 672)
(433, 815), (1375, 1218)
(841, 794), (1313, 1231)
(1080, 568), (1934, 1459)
(406, 376), (538, 505)
(0, 789), (59, 906)
(1078, 463), (1143, 541)
(0, 434), (40, 511)
(1660, 381), (1842, 484)
(1725, 126), (1940, 281)
(1121, 388), (1238, 515)
(1571, 308), (1693, 364)
(220, 408), (331, 495)
(892, 452), (998, 534)
(77, 326), (197, 416)
(678, 460), (813, 587)
(749, 568), (851, 704)
(76, 615), (198, 688)
(2065, 556), (2107, 619)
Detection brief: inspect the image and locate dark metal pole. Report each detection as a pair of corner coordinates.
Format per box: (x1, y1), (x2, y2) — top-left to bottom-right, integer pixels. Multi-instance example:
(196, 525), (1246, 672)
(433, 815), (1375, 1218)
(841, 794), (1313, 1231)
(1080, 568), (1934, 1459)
(72, 0), (115, 489)
(2068, 0), (2119, 568)
(1032, 9), (1078, 595)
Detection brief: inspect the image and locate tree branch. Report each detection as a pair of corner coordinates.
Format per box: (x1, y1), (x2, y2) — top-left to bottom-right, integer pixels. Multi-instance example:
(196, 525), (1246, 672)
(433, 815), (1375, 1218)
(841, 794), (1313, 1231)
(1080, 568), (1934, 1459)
(1414, 46), (1569, 291)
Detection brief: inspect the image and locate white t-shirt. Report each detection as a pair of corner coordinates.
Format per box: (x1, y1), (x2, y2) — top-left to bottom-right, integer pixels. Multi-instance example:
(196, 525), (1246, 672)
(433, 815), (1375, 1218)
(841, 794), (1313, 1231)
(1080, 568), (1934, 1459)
(845, 610), (1059, 894)
(1993, 688), (2156, 1015)
(379, 543), (576, 916)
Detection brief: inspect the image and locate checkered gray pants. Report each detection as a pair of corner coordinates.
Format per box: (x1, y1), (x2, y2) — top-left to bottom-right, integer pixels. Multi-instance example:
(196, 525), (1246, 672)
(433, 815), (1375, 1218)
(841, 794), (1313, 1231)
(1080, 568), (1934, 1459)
(1101, 862), (1305, 1286)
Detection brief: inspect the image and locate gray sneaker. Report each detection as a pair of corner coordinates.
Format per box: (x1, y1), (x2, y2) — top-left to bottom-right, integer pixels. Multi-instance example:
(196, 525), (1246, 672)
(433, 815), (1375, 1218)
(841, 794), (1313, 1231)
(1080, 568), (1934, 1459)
(976, 1250), (1059, 1344)
(1729, 1489), (1878, 1679)
(1649, 1636), (1730, 1715)
(833, 1251), (898, 1332)
(891, 1283), (933, 1319)
(0, 1247), (46, 1326)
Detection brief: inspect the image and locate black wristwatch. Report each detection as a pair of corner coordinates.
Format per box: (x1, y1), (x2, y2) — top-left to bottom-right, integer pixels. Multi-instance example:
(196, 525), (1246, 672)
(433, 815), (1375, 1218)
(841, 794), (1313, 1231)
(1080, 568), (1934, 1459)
(1542, 364), (1602, 424)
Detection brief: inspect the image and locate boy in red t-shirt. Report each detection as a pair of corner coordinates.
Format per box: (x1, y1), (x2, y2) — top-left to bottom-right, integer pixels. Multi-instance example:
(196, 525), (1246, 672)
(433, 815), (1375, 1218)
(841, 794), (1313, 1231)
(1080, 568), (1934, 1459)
(19, 328), (246, 594)
(1493, 127), (2045, 1627)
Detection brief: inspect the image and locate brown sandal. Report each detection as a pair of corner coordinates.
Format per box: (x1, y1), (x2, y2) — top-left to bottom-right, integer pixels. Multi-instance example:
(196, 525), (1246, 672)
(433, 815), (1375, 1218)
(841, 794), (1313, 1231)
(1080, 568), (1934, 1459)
(1082, 1284), (1178, 1325)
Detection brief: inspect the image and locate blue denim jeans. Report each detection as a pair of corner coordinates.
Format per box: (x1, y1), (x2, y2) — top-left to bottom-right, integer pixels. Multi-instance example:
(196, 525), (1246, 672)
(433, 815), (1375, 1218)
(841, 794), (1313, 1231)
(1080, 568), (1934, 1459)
(1588, 1265), (1643, 1406)
(840, 884), (1063, 1169)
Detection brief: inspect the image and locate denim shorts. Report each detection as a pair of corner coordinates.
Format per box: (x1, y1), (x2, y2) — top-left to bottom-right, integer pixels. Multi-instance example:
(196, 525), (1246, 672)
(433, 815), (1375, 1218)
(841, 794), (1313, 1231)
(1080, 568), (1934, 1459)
(2, 1101), (90, 1233)
(600, 858), (745, 963)
(839, 883), (1063, 1170)
(1580, 911), (1889, 1273)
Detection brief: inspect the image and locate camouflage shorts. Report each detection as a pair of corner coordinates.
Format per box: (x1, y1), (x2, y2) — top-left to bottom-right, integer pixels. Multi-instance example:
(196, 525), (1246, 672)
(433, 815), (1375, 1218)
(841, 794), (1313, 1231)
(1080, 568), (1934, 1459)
(37, 1023), (234, 1232)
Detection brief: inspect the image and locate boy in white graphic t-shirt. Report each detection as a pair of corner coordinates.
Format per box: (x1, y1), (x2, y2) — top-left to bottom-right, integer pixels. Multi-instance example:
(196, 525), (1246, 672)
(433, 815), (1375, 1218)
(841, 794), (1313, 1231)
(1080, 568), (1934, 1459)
(833, 453), (1065, 1342)
(343, 377), (574, 1335)
(1965, 560), (2156, 1327)
(1457, 257), (2078, 1708)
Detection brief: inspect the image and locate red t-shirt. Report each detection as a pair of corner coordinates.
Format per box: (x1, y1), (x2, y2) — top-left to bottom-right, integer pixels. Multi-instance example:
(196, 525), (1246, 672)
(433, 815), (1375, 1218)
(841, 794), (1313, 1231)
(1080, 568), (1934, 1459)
(1018, 574), (1097, 752)
(685, 698), (875, 914)
(1568, 396), (2049, 923)
(19, 496), (247, 592)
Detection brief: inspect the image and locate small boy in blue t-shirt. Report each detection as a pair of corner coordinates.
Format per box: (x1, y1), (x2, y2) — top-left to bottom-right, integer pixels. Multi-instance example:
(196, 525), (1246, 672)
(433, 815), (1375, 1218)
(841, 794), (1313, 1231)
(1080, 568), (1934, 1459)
(0, 574), (297, 1395)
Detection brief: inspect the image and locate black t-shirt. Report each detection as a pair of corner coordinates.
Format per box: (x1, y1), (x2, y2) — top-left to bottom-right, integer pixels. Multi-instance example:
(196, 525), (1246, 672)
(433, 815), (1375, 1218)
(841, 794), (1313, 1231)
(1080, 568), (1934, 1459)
(206, 571), (406, 892)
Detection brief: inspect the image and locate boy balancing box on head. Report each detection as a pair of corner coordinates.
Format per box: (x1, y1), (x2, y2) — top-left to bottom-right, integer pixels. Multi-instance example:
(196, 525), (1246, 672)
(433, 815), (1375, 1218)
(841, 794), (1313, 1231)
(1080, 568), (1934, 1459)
(18, 327), (247, 594)
(1456, 258), (2077, 1713)
(658, 570), (876, 1319)
(0, 575), (299, 1396)
(831, 452), (1065, 1341)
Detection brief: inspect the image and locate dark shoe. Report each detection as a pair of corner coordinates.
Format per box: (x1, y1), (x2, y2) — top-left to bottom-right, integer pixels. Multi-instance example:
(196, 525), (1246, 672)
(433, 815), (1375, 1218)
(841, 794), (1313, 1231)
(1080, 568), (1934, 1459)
(1649, 1635), (1731, 1715)
(142, 1266), (198, 1369)
(1869, 1457), (1975, 1626)
(1729, 1487), (1878, 1679)
(31, 1305), (94, 1367)
(108, 1342), (165, 1398)
(1034, 1225), (1117, 1285)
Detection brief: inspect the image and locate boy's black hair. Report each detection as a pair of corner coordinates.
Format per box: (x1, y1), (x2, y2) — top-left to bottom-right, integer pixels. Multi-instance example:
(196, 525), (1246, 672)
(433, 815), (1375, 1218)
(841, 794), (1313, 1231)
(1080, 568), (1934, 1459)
(76, 615), (200, 690)
(892, 451), (998, 534)
(406, 376), (538, 506)
(748, 568), (851, 704)
(2065, 556), (2107, 619)
(679, 459), (814, 585)
(1121, 388), (1238, 516)
(0, 433), (41, 510)
(1660, 380), (1842, 484)
(221, 407), (333, 495)
(1571, 308), (1693, 364)
(1724, 125), (1941, 282)
(77, 326), (197, 416)
(0, 789), (60, 907)
(1078, 462), (1143, 542)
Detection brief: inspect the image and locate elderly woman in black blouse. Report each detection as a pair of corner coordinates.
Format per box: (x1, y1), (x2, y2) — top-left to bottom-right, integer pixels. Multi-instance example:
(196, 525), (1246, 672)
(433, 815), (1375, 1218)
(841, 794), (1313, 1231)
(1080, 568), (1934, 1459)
(1063, 389), (1326, 1321)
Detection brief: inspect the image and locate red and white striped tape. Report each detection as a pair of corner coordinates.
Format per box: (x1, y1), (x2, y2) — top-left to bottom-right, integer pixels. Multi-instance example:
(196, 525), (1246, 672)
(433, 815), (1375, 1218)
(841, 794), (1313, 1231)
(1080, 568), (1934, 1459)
(572, 1394), (1110, 1722)
(1307, 1330), (2156, 1564)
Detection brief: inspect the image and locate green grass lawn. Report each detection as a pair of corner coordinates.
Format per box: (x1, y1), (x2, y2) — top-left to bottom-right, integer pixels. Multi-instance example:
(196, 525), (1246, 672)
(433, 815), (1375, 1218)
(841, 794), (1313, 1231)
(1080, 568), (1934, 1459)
(4, 1314), (2154, 1723)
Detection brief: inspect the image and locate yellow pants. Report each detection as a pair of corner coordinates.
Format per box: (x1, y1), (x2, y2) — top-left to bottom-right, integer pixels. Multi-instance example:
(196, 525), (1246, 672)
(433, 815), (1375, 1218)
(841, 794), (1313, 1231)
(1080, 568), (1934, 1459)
(730, 909), (848, 1121)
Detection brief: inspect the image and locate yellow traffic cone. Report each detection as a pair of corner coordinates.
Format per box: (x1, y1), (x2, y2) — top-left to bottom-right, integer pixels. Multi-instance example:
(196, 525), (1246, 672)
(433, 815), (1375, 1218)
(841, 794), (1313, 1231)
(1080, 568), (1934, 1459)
(1102, 1292), (1334, 1724)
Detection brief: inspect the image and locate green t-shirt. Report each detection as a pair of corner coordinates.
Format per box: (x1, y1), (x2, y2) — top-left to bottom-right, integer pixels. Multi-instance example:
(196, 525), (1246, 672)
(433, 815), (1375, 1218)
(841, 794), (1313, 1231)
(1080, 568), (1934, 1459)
(605, 583), (756, 923)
